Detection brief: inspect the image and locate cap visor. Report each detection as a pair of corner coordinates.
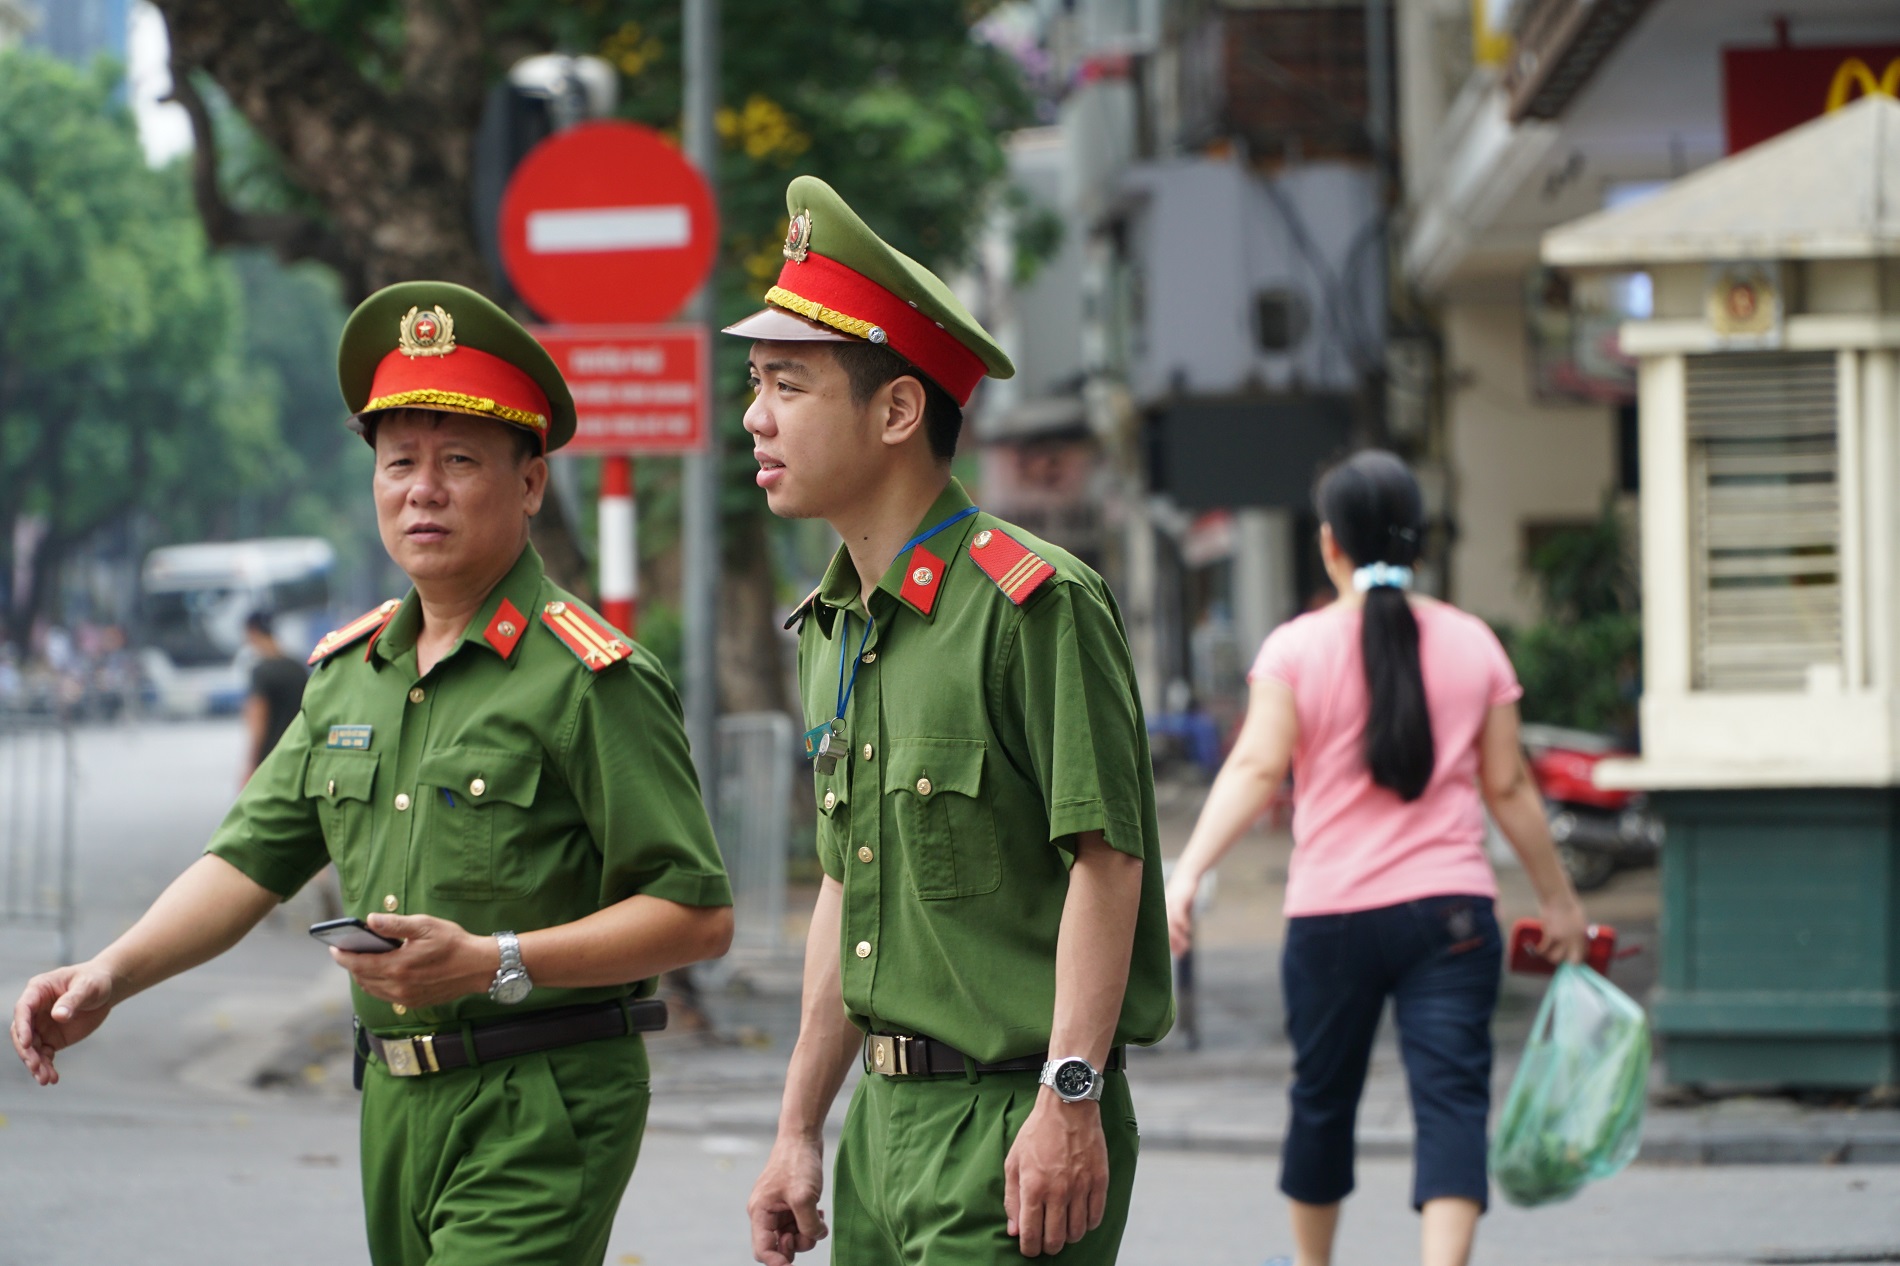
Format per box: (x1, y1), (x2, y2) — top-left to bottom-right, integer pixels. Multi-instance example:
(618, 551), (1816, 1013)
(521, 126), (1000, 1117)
(721, 305), (858, 343)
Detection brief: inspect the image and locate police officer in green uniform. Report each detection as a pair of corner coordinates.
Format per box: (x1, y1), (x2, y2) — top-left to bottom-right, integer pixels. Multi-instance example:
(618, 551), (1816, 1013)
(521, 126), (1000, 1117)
(10, 282), (734, 1266)
(738, 179), (1174, 1264)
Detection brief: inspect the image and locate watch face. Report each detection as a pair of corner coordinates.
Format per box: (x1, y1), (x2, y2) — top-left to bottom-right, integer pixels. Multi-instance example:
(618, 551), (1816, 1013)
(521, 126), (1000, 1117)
(1052, 1059), (1095, 1099)
(493, 972), (532, 1005)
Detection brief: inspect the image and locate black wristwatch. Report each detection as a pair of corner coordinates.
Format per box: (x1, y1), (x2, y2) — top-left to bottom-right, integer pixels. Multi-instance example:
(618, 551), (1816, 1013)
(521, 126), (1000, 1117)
(1038, 1055), (1104, 1103)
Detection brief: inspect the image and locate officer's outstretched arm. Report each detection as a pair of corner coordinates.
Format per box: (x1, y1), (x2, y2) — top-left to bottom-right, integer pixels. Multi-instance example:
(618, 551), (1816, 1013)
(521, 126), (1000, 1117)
(10, 854), (277, 1086)
(749, 876), (855, 1265)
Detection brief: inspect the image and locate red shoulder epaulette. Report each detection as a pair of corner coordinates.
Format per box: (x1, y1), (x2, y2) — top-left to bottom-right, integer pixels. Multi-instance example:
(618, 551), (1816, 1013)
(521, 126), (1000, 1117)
(307, 599), (402, 666)
(539, 600), (633, 671)
(969, 527), (1056, 606)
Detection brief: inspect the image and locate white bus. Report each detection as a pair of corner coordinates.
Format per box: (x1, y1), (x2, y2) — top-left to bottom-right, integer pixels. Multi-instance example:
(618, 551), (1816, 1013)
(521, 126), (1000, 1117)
(139, 538), (338, 717)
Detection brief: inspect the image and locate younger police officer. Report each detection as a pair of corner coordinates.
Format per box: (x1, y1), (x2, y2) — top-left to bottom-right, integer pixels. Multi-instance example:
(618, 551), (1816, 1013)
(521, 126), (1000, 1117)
(740, 179), (1173, 1264)
(11, 282), (734, 1266)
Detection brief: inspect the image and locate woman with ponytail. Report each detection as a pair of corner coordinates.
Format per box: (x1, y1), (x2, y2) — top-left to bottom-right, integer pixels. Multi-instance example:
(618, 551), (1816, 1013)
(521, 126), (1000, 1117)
(1165, 450), (1589, 1266)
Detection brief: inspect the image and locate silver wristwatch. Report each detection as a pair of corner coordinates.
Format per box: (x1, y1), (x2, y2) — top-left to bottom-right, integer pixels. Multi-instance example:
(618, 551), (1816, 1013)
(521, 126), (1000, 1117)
(1039, 1055), (1104, 1103)
(489, 931), (533, 1005)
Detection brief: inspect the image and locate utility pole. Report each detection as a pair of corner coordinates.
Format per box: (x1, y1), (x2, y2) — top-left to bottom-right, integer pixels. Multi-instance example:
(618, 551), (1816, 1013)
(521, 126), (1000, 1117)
(682, 0), (721, 811)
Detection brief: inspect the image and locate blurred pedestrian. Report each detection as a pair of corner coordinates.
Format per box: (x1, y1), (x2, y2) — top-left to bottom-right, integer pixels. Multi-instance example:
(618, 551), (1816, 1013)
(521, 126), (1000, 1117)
(11, 281), (734, 1266)
(738, 177), (1174, 1265)
(1165, 450), (1590, 1266)
(241, 610), (307, 780)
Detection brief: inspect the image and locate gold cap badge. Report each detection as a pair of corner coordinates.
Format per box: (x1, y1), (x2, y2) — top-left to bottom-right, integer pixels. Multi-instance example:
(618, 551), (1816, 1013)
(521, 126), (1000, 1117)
(783, 210), (813, 264)
(398, 305), (457, 358)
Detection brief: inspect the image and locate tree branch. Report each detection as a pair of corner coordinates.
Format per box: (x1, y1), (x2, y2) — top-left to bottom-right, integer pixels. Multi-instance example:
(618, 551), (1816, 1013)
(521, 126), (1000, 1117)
(164, 61), (362, 291)
(150, 0), (488, 300)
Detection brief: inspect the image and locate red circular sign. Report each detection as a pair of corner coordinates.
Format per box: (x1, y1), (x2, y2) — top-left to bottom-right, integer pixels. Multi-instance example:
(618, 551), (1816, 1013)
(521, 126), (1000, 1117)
(499, 121), (717, 325)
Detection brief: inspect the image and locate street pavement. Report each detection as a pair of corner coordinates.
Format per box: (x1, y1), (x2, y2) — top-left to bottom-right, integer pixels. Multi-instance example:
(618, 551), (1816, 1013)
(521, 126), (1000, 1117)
(3, 719), (1899, 1265)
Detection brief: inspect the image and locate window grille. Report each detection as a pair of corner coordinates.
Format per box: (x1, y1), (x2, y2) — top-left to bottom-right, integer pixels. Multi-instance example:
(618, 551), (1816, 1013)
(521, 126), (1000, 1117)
(1687, 351), (1841, 692)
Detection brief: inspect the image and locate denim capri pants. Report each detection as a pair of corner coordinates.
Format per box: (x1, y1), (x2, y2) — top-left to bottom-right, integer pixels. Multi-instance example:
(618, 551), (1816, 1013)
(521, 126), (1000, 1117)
(1278, 894), (1502, 1212)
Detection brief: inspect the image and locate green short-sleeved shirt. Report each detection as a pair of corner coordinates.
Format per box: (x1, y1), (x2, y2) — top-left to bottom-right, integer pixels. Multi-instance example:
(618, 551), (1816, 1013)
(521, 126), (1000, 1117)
(207, 544), (732, 1035)
(796, 479), (1174, 1063)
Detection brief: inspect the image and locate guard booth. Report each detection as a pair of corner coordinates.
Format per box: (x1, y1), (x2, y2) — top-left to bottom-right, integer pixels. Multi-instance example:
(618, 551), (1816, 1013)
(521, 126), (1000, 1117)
(1542, 94), (1900, 1089)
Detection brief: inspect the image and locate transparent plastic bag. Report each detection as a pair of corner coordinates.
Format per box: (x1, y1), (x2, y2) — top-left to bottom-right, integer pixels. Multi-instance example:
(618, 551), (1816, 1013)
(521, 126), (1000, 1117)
(1489, 961), (1650, 1208)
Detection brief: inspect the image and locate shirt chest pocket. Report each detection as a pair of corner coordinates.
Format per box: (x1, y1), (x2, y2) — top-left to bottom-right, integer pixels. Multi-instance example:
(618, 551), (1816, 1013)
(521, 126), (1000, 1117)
(884, 737), (999, 900)
(416, 748), (542, 901)
(305, 750), (379, 899)
(816, 772), (851, 876)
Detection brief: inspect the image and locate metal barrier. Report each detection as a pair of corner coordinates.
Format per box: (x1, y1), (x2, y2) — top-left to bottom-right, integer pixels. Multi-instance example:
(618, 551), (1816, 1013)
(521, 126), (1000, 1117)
(715, 711), (796, 959)
(0, 714), (76, 963)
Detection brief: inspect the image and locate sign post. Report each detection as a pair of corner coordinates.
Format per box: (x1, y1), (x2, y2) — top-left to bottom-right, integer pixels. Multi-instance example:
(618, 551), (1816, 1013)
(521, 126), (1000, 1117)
(498, 121), (717, 640)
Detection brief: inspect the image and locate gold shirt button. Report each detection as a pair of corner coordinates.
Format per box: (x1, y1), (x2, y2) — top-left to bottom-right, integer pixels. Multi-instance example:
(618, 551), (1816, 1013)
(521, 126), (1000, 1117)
(861, 651), (876, 665)
(392, 1004), (407, 1016)
(823, 790), (837, 811)
(916, 777), (932, 796)
(394, 793), (411, 812)
(855, 940), (871, 958)
(548, 601), (567, 615)
(975, 529), (993, 548)
(857, 846), (873, 863)
(408, 687), (425, 704)
(383, 894), (399, 912)
(470, 778), (486, 798)
(862, 743), (874, 761)
(326, 779), (336, 797)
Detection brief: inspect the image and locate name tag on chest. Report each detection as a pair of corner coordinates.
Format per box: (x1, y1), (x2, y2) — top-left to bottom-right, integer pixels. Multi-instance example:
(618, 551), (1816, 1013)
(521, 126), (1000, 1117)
(326, 725), (373, 750)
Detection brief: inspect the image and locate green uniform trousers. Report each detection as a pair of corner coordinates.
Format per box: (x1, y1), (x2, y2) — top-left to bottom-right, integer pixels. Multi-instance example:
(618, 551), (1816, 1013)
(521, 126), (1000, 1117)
(833, 1067), (1140, 1264)
(359, 1032), (650, 1266)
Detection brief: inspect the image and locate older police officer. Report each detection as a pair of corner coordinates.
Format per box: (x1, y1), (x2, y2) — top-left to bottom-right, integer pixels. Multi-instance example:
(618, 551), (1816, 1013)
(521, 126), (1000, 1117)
(11, 282), (734, 1266)
(740, 179), (1174, 1264)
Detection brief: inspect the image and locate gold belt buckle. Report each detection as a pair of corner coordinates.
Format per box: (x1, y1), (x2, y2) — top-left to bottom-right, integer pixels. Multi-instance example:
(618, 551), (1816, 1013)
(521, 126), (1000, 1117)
(382, 1033), (441, 1077)
(868, 1034), (911, 1076)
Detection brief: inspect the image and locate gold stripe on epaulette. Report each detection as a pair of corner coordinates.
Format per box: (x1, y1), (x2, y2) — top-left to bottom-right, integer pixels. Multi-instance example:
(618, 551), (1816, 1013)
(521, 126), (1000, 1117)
(556, 610), (623, 662)
(999, 553), (1046, 595)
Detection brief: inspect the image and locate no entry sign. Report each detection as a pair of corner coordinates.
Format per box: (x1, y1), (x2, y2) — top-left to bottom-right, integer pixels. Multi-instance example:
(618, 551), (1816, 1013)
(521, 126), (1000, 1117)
(534, 325), (708, 454)
(500, 122), (717, 325)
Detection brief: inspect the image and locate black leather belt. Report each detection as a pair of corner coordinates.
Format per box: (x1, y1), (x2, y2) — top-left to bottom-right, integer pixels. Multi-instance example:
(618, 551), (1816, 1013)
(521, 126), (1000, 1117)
(359, 997), (667, 1079)
(865, 1032), (1125, 1078)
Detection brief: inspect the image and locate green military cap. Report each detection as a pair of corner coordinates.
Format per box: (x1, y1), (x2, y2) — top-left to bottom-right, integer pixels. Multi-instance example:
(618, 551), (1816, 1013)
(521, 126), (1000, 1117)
(722, 176), (1014, 406)
(338, 280), (578, 451)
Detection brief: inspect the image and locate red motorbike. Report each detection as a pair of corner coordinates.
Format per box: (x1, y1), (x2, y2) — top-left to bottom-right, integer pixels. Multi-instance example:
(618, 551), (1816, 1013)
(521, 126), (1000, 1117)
(1520, 724), (1662, 891)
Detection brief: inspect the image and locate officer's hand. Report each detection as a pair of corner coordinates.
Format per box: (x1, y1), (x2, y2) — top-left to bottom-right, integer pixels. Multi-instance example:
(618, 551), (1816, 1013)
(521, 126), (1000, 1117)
(748, 1133), (828, 1265)
(11, 963), (119, 1086)
(1005, 1091), (1109, 1257)
(331, 914), (494, 1009)
(1164, 866), (1202, 958)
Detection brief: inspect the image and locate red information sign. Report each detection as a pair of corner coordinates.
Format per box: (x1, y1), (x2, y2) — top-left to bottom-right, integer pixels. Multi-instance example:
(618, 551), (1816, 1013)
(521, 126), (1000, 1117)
(534, 325), (708, 455)
(500, 121), (718, 325)
(1724, 45), (1900, 153)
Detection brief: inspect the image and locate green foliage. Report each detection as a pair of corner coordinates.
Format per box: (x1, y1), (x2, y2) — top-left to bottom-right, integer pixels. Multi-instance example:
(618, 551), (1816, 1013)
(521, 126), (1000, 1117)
(1497, 498), (1642, 739)
(281, 0), (1035, 594)
(0, 52), (283, 629)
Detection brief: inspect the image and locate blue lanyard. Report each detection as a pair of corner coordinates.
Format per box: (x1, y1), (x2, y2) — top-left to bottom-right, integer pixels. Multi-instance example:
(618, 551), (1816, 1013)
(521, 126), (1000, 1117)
(832, 504), (980, 722)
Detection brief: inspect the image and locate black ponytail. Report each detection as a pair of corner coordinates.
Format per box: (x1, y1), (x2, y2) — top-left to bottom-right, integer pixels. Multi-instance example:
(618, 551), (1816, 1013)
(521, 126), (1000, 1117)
(1316, 451), (1434, 801)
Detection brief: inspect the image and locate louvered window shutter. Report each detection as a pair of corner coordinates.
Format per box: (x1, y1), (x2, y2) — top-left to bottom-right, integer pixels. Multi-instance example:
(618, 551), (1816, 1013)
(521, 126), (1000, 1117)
(1686, 351), (1841, 692)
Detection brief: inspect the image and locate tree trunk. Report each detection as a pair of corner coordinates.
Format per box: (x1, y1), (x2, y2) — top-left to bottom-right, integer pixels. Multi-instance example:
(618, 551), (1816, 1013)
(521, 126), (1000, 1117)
(717, 512), (793, 716)
(149, 0), (595, 598)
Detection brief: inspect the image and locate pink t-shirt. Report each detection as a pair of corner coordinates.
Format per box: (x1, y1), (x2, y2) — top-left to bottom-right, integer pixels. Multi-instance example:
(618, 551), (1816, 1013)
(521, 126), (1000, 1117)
(1250, 599), (1522, 917)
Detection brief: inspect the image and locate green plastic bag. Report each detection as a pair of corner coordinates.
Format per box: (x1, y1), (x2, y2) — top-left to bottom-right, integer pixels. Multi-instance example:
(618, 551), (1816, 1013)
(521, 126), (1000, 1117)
(1489, 961), (1650, 1208)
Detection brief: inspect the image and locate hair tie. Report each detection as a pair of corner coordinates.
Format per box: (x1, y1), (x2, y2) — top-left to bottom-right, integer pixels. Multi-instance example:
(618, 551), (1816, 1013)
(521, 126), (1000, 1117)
(1352, 562), (1414, 593)
(1389, 525), (1419, 545)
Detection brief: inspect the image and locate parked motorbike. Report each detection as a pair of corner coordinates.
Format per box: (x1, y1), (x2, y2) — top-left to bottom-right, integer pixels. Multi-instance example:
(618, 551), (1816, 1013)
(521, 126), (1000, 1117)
(1521, 724), (1662, 891)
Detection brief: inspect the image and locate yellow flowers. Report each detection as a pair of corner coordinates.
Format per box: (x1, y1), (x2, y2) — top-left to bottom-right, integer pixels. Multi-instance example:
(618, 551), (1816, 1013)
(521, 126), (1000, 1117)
(716, 95), (812, 162)
(602, 22), (663, 78)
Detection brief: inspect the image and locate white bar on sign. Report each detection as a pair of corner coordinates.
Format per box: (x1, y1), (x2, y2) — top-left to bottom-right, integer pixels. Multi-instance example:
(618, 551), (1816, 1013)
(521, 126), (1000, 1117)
(598, 496), (636, 601)
(528, 206), (691, 254)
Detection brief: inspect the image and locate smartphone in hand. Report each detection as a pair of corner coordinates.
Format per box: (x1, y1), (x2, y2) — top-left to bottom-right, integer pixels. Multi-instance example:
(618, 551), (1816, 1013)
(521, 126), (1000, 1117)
(309, 917), (402, 954)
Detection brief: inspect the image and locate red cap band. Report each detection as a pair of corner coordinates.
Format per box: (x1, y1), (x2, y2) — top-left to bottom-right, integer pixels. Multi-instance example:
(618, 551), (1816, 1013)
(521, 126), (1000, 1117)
(765, 254), (988, 405)
(363, 345), (552, 443)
